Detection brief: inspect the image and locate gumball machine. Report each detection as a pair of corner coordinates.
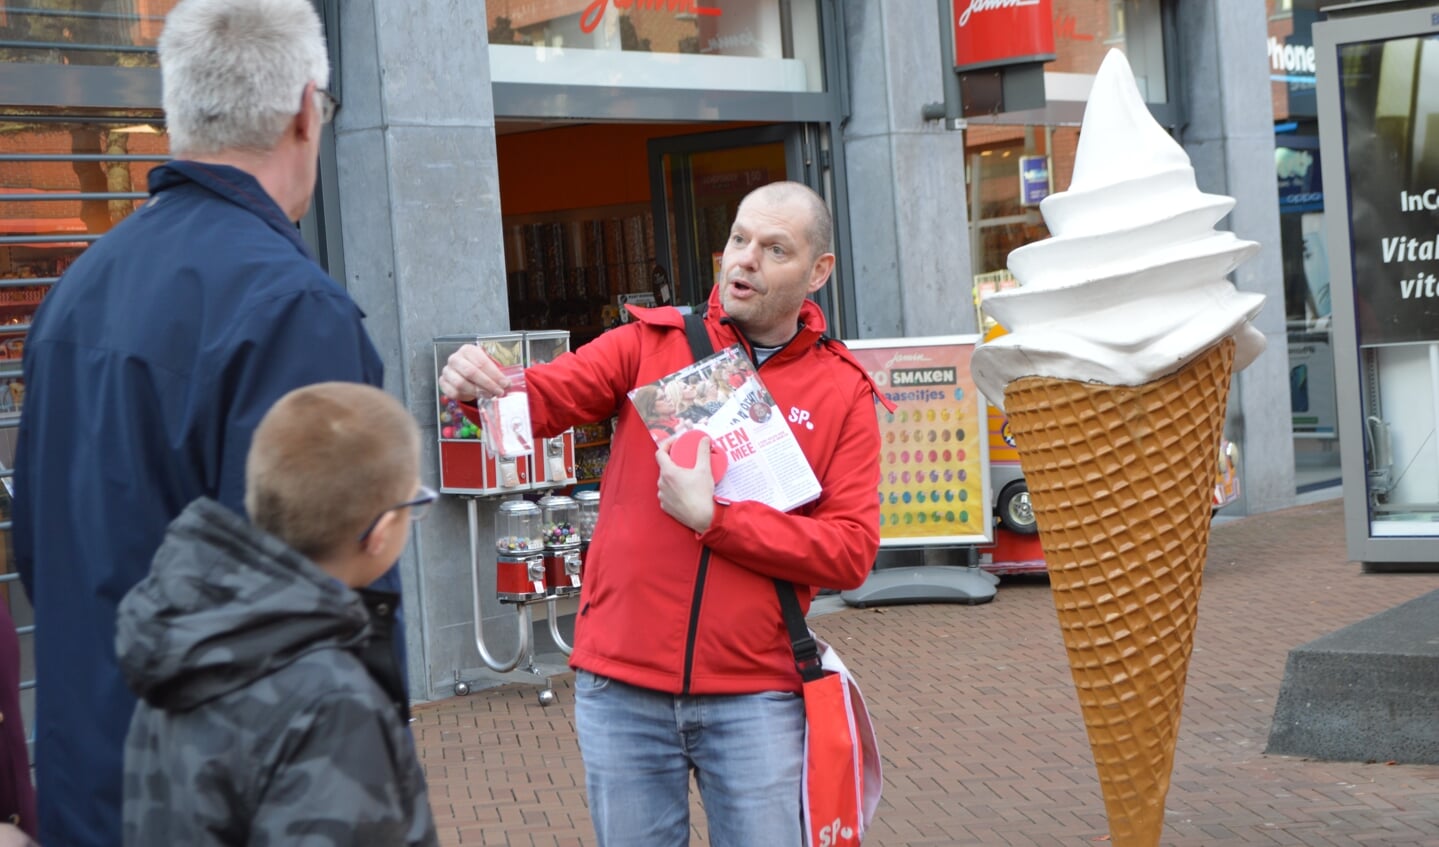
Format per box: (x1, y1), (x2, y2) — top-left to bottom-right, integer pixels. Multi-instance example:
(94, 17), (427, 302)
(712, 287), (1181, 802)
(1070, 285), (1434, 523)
(525, 331), (576, 489)
(495, 500), (545, 603)
(574, 489), (600, 583)
(434, 333), (531, 494)
(539, 494), (582, 597)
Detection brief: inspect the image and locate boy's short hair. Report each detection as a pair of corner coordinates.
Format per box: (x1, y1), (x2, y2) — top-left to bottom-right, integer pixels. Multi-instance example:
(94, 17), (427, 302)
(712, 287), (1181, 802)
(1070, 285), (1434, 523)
(245, 382), (420, 559)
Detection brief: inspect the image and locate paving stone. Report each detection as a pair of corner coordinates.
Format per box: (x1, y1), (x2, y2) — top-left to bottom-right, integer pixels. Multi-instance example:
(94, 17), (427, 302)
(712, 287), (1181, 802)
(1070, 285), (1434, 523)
(415, 500), (1439, 845)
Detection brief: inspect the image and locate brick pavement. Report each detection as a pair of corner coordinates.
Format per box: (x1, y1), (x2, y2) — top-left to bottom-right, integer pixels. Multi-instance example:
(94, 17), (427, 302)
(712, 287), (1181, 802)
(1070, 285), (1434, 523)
(413, 499), (1439, 846)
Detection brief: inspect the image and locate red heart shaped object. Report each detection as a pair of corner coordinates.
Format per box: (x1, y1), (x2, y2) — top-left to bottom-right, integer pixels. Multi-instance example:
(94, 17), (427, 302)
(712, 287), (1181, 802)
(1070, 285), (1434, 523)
(669, 429), (727, 483)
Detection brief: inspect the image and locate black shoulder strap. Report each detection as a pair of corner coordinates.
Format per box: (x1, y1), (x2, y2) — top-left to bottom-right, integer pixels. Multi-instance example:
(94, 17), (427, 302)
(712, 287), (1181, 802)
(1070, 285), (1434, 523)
(776, 580), (824, 681)
(680, 311), (819, 681)
(683, 312), (713, 360)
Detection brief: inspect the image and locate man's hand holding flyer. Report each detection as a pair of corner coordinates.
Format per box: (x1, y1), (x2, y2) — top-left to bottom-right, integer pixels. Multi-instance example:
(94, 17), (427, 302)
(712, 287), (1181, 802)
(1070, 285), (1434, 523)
(629, 345), (821, 513)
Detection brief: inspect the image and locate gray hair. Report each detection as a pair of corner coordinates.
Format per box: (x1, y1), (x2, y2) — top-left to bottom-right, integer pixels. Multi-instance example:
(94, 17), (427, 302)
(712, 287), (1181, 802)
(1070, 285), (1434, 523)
(159, 0), (330, 157)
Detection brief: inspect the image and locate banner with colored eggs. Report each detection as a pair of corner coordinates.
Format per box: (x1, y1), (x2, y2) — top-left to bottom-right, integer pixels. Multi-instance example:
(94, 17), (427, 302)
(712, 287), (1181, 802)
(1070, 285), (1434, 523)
(847, 336), (991, 546)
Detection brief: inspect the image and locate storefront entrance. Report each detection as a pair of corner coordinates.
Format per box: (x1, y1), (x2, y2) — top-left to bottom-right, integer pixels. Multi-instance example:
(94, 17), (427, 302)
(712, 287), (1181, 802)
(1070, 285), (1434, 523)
(494, 119), (830, 483)
(494, 119), (839, 342)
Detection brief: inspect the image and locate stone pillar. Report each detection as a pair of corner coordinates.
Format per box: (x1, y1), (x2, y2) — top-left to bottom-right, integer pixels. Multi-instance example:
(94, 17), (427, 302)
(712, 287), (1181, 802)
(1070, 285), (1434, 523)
(334, 0), (521, 700)
(840, 0), (975, 340)
(1175, 1), (1297, 516)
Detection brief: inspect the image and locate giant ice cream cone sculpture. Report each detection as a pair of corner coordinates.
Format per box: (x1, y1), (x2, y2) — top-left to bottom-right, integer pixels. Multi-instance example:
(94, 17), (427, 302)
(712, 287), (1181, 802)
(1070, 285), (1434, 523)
(971, 50), (1266, 847)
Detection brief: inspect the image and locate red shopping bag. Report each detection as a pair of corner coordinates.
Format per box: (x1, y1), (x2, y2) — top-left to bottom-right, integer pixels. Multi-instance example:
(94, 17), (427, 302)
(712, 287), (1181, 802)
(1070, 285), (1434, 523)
(800, 637), (882, 847)
(776, 579), (882, 847)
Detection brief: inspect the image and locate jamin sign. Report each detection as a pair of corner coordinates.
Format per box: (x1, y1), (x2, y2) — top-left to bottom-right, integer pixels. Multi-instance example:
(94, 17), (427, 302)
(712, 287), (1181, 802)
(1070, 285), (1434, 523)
(580, 0), (721, 33)
(951, 0), (1056, 72)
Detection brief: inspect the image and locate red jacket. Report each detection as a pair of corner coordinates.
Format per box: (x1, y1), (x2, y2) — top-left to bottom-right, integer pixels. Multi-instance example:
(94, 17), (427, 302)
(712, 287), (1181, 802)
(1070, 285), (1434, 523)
(520, 290), (891, 695)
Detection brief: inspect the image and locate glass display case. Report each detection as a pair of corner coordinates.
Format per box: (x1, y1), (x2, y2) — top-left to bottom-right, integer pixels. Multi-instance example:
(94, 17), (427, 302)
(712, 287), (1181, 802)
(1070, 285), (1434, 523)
(1316, 7), (1439, 568)
(525, 331), (576, 489)
(434, 332), (527, 494)
(494, 499), (545, 602)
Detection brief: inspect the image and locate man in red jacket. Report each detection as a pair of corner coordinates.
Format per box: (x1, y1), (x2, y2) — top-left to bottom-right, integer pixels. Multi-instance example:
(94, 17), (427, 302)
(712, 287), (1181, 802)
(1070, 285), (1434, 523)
(441, 181), (889, 846)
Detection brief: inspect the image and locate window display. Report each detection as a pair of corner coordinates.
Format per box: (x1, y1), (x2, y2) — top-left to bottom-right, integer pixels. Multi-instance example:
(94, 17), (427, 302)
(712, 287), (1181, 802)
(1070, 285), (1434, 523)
(1334, 31), (1439, 537)
(0, 1), (180, 65)
(502, 204), (657, 344)
(0, 114), (168, 425)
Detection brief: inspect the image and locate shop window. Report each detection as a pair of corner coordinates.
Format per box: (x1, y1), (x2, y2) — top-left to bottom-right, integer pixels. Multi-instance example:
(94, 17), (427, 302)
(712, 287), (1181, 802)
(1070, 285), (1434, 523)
(487, 0), (826, 93)
(0, 1), (179, 66)
(1335, 33), (1439, 525)
(965, 125), (1082, 280)
(1051, 0), (1167, 103)
(0, 110), (169, 445)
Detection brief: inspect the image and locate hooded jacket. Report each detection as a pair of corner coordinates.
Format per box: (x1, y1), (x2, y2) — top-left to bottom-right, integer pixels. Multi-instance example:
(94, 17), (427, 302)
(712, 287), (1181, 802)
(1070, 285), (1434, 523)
(116, 499), (436, 847)
(521, 288), (892, 695)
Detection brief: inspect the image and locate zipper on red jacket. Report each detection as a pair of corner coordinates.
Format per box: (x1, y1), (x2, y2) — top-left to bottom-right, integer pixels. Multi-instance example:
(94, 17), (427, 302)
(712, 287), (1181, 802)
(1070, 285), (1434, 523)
(680, 547), (712, 695)
(684, 317), (813, 694)
(680, 317), (810, 693)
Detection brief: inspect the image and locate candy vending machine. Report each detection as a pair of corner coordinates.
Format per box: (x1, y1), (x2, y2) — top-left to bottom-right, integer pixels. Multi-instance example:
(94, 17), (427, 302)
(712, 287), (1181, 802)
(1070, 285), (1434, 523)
(574, 489), (599, 584)
(434, 333), (531, 495)
(525, 330), (577, 489)
(436, 331), (581, 705)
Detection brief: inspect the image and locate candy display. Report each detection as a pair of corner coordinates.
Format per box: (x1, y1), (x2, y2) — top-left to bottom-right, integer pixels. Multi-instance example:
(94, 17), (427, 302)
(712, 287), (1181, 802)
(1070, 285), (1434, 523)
(494, 500), (542, 555)
(543, 522), (579, 546)
(438, 391), (482, 440)
(537, 494), (582, 596)
(573, 421), (611, 444)
(435, 330), (583, 498)
(575, 445), (610, 482)
(970, 50), (1265, 847)
(496, 534), (542, 553)
(575, 490), (600, 542)
(539, 494), (581, 548)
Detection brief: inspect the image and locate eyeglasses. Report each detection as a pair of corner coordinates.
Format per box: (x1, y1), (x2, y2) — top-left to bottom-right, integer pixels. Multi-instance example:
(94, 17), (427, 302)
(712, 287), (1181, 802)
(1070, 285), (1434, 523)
(315, 88), (339, 125)
(358, 484), (438, 544)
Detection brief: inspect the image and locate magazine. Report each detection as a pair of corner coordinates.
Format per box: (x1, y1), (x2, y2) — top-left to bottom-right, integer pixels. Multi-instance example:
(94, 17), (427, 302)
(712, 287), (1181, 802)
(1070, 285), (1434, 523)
(628, 344), (822, 513)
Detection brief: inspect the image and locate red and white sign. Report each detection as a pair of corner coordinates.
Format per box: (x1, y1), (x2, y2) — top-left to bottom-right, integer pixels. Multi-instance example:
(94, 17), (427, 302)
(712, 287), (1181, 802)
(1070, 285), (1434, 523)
(951, 0), (1056, 72)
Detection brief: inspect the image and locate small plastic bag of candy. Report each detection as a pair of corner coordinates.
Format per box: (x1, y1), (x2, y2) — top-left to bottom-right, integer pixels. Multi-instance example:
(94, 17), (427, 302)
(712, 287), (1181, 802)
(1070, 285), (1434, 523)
(479, 365), (534, 458)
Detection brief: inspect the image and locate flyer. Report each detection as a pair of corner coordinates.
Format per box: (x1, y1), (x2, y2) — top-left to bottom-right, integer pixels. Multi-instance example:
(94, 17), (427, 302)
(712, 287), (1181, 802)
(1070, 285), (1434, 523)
(628, 344), (821, 513)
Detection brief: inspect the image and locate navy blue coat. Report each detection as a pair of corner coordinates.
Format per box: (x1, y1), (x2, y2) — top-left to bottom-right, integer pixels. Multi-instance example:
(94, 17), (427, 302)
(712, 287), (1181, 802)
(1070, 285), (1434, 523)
(12, 161), (390, 847)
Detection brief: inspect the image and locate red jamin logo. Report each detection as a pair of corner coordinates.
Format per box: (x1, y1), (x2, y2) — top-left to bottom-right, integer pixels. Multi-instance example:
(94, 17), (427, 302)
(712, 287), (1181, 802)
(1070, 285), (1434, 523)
(955, 0), (1042, 28)
(580, 0), (722, 34)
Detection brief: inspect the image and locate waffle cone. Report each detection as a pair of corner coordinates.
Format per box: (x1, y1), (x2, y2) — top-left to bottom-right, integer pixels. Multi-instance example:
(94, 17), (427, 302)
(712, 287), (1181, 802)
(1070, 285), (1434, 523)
(1002, 338), (1236, 847)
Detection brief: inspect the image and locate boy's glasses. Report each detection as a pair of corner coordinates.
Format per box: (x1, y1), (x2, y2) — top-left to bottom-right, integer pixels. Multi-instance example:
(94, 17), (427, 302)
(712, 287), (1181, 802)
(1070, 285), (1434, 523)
(358, 484), (438, 544)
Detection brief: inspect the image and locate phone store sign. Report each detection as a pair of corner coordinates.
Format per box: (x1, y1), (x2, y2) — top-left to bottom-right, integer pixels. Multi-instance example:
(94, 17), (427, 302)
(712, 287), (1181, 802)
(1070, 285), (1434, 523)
(952, 0), (1056, 72)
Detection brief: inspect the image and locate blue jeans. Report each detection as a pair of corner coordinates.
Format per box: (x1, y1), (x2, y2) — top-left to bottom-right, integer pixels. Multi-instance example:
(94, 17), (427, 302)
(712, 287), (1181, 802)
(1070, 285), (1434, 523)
(574, 670), (805, 847)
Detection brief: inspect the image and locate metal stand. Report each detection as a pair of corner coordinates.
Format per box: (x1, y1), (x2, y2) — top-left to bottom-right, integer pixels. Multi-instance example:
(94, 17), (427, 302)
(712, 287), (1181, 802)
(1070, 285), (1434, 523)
(841, 547), (998, 607)
(457, 498), (572, 705)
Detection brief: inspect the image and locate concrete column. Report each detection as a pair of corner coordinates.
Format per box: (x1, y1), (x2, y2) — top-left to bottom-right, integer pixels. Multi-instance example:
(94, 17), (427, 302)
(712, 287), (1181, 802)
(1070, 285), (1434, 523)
(334, 0), (521, 700)
(840, 0), (975, 340)
(1175, 2), (1297, 516)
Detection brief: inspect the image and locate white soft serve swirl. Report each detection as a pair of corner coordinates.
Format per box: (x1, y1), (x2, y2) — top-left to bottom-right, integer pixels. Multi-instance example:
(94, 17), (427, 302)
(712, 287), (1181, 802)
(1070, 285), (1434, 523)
(970, 49), (1266, 412)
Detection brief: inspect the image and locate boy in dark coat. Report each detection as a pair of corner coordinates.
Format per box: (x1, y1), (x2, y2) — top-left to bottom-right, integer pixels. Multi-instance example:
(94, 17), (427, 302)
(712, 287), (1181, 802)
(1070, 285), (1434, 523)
(116, 383), (437, 846)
